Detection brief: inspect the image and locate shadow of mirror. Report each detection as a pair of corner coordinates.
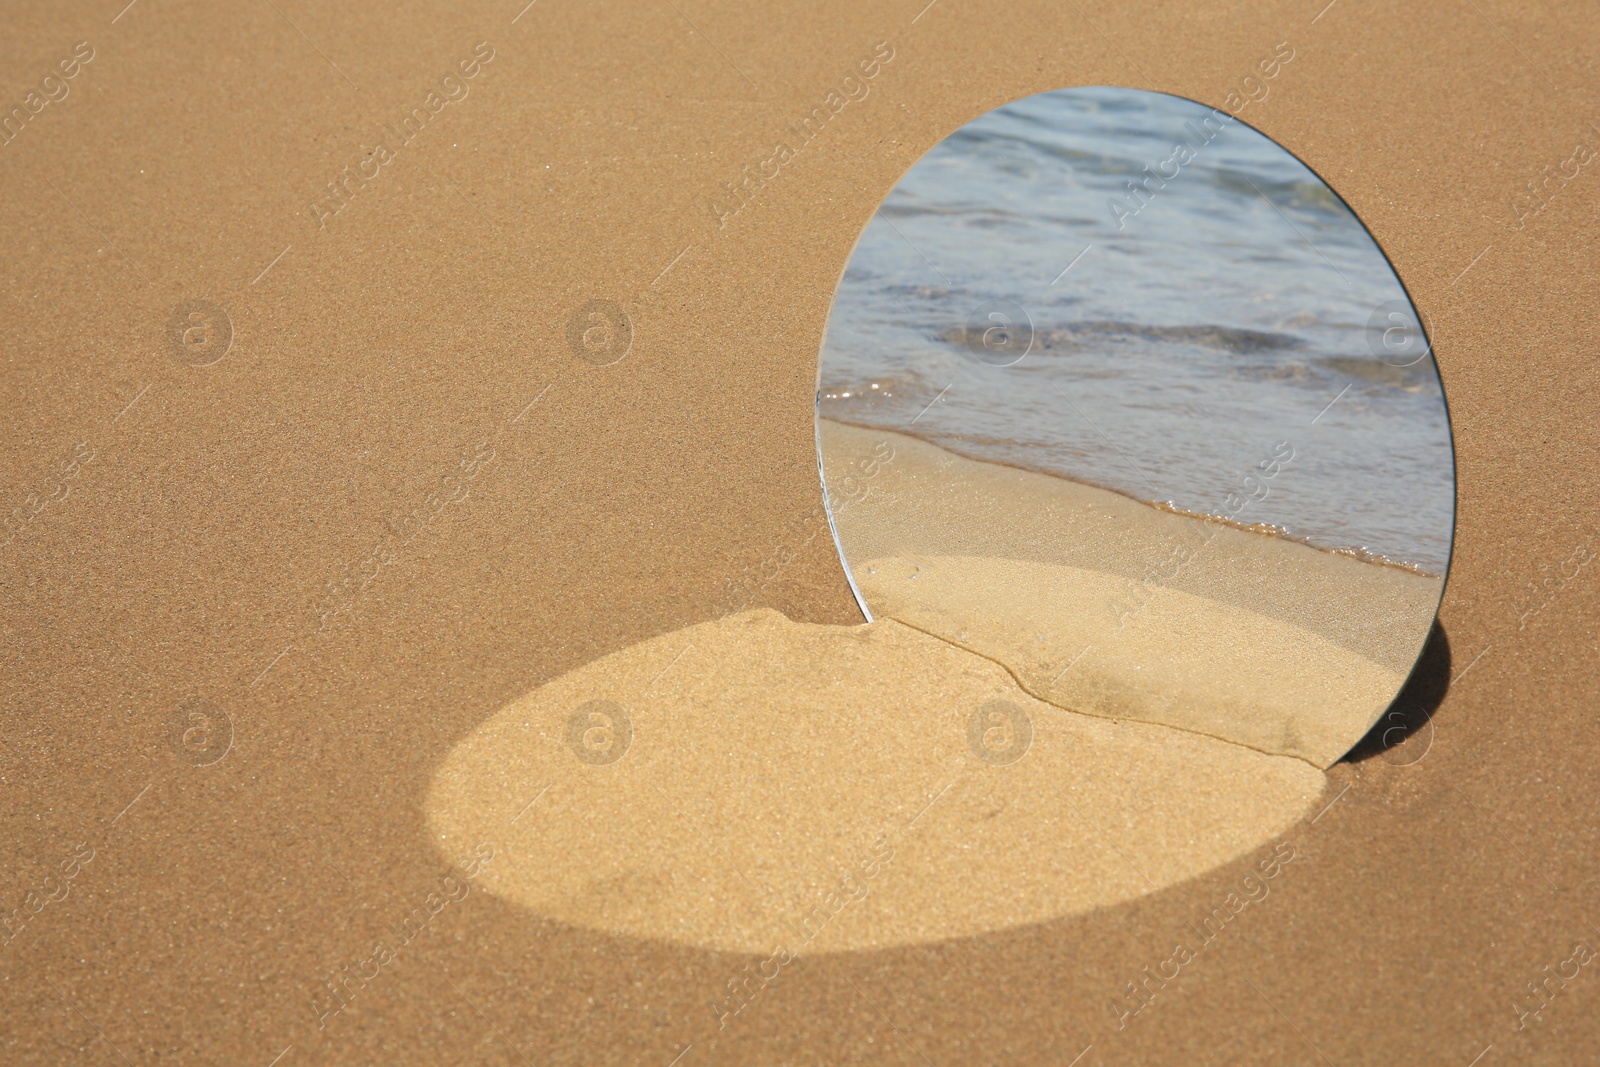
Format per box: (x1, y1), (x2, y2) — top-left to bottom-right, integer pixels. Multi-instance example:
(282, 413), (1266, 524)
(1346, 621), (1451, 765)
(817, 86), (1455, 769)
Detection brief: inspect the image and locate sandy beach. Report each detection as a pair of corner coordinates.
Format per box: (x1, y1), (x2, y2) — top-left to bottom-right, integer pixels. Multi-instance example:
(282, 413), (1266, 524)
(428, 608), (1323, 954)
(0, 3), (1591, 1064)
(820, 419), (1445, 767)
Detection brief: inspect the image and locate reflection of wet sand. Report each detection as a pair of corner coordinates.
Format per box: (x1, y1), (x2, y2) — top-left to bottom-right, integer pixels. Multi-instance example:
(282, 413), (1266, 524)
(857, 556), (1403, 765)
(428, 610), (1322, 954)
(821, 419), (1444, 767)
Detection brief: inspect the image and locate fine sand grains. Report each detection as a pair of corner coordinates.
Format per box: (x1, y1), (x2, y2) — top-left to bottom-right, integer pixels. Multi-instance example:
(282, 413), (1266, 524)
(428, 610), (1322, 954)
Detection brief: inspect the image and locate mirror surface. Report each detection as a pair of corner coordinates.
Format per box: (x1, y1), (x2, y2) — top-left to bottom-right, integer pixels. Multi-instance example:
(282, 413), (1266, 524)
(817, 86), (1454, 767)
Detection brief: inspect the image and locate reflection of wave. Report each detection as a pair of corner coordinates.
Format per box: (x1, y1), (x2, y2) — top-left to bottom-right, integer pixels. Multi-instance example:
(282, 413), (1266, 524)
(945, 127), (1111, 167)
(879, 200), (1103, 231)
(1210, 170), (1349, 216)
(938, 128), (1356, 225)
(1314, 357), (1441, 392)
(936, 320), (1305, 355)
(817, 87), (1455, 574)
(817, 373), (929, 408)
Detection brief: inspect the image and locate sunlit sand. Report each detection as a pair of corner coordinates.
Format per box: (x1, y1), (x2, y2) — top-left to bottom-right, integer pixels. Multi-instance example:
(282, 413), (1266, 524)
(427, 610), (1322, 954)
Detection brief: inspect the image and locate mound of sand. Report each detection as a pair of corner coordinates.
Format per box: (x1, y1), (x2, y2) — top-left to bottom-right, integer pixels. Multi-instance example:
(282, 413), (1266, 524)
(427, 609), (1322, 955)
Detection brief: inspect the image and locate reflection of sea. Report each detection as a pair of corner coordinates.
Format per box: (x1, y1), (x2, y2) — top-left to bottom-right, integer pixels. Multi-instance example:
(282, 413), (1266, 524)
(817, 87), (1454, 575)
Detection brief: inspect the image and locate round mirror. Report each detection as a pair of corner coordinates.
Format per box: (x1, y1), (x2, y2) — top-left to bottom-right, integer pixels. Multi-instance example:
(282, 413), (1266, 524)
(817, 86), (1453, 768)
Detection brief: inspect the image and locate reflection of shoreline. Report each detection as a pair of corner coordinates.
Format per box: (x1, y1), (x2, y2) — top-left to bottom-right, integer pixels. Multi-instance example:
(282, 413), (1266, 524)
(1147, 500), (1441, 578)
(819, 415), (1444, 579)
(820, 416), (1444, 750)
